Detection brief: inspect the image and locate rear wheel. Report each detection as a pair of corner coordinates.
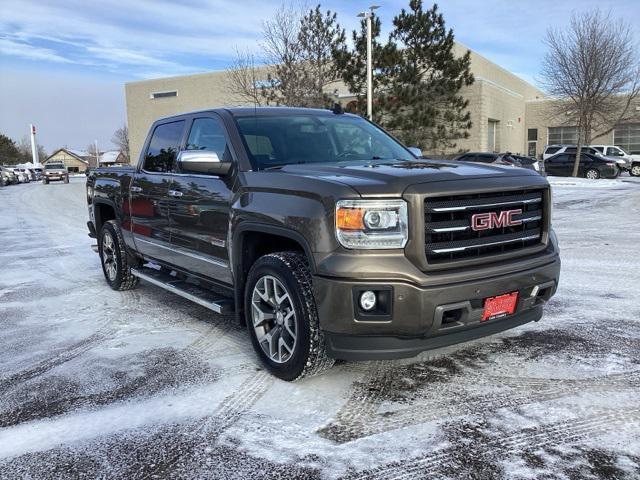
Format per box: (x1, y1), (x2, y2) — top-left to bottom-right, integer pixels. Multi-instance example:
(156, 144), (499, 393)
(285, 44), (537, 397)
(631, 164), (640, 177)
(245, 252), (334, 381)
(585, 168), (600, 180)
(99, 220), (139, 291)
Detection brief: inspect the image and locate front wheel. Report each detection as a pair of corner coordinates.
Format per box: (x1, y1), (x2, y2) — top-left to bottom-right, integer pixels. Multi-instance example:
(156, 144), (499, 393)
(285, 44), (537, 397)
(63, 176), (69, 184)
(245, 252), (334, 381)
(585, 168), (600, 180)
(99, 220), (139, 291)
(43, 178), (49, 184)
(631, 164), (640, 177)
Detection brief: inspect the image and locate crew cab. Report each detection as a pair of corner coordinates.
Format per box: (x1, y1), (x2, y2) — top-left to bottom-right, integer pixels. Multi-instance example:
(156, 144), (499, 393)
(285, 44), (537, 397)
(87, 108), (561, 381)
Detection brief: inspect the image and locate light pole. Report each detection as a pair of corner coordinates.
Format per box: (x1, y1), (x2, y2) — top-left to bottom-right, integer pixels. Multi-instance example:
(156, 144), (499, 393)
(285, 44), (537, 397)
(358, 5), (380, 120)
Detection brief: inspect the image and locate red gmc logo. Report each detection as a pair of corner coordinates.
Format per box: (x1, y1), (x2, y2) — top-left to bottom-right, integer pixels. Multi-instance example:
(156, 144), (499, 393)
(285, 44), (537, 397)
(471, 209), (522, 231)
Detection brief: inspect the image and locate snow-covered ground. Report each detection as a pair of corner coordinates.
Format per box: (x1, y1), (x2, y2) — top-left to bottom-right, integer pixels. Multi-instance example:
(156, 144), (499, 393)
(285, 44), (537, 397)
(0, 176), (639, 479)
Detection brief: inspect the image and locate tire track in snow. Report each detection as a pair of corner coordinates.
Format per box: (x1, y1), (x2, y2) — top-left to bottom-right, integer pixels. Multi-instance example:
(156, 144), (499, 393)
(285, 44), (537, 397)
(0, 328), (115, 393)
(319, 369), (640, 443)
(354, 407), (640, 480)
(140, 370), (274, 479)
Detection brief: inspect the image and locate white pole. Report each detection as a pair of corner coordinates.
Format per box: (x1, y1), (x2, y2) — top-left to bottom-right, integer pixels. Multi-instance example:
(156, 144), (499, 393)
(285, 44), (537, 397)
(366, 13), (373, 121)
(29, 124), (38, 165)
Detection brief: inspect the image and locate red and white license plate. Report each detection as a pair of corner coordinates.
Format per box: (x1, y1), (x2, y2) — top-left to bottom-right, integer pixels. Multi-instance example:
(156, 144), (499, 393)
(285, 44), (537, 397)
(482, 292), (519, 321)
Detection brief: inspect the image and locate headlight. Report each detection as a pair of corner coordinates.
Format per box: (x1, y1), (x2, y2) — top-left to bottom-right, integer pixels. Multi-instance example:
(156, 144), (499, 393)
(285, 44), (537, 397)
(336, 199), (408, 249)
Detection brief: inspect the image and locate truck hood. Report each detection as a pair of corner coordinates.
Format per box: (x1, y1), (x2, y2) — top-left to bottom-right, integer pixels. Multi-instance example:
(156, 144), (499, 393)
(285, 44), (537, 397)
(275, 160), (541, 196)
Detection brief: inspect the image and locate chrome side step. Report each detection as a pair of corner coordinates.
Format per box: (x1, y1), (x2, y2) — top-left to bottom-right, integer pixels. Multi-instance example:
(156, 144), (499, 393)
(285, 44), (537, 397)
(131, 267), (234, 314)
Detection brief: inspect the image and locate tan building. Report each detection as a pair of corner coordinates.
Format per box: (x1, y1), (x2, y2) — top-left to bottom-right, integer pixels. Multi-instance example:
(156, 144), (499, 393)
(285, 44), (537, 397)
(44, 148), (93, 173)
(524, 99), (640, 159)
(124, 43), (639, 162)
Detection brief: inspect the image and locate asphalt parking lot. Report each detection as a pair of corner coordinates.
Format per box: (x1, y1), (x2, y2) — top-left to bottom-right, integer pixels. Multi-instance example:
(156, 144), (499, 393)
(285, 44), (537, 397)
(0, 176), (639, 479)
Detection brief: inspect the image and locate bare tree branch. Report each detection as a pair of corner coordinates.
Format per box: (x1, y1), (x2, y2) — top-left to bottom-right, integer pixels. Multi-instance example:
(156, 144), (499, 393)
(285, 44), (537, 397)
(540, 9), (640, 176)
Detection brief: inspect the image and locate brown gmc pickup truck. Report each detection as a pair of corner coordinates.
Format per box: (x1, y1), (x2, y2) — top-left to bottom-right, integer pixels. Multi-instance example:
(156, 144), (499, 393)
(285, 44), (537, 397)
(87, 107), (560, 380)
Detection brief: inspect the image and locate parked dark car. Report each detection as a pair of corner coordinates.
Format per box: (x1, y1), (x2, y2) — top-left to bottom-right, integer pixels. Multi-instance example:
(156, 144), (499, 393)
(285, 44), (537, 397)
(544, 152), (620, 179)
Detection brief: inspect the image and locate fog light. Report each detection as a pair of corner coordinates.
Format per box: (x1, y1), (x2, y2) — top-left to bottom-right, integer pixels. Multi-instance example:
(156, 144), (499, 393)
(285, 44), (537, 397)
(359, 290), (377, 311)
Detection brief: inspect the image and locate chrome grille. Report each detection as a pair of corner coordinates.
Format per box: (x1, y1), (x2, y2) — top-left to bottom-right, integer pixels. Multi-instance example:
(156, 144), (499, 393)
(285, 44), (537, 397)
(424, 189), (545, 264)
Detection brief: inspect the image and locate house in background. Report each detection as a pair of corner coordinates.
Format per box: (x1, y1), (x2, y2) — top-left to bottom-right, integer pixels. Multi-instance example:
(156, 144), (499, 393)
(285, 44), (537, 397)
(99, 150), (127, 166)
(44, 148), (94, 173)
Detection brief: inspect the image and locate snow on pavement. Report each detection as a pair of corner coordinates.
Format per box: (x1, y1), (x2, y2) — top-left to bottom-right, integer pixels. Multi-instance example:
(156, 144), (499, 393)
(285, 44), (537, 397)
(0, 176), (639, 479)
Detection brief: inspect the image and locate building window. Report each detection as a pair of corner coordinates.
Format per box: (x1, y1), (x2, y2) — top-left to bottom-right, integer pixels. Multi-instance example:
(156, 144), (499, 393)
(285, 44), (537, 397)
(548, 126), (577, 145)
(614, 123), (640, 154)
(527, 128), (538, 141)
(150, 90), (178, 99)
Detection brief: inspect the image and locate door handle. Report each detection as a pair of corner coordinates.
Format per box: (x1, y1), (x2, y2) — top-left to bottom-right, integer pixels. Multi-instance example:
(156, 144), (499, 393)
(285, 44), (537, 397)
(168, 190), (183, 197)
(130, 186), (142, 193)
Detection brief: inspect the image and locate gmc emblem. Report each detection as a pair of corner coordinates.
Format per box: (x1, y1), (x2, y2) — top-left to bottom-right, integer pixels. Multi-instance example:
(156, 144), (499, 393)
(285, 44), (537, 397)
(471, 209), (522, 231)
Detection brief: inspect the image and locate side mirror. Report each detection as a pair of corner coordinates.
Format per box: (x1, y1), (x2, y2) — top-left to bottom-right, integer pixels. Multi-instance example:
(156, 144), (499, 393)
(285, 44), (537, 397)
(178, 150), (232, 176)
(408, 147), (423, 158)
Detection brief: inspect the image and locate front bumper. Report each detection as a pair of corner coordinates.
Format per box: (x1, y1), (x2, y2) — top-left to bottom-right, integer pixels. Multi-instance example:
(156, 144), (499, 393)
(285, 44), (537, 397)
(314, 253), (560, 360)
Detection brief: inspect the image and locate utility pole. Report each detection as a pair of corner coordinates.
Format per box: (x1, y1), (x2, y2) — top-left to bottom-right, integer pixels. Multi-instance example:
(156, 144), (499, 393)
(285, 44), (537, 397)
(29, 124), (38, 165)
(358, 5), (380, 120)
(95, 139), (99, 168)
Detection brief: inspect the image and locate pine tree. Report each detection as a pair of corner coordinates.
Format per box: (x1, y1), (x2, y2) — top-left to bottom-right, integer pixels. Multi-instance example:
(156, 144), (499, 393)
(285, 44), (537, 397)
(333, 13), (396, 120)
(385, 1), (474, 152)
(334, 1), (474, 153)
(299, 6), (346, 107)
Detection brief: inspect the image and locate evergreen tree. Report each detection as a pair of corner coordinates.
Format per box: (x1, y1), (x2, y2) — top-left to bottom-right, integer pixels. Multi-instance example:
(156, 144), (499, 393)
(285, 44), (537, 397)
(335, 1), (474, 153)
(0, 134), (23, 165)
(299, 6), (346, 107)
(333, 13), (396, 120)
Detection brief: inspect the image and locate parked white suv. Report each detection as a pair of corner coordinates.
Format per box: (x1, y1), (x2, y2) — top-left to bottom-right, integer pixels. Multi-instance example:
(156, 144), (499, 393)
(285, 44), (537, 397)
(591, 145), (640, 176)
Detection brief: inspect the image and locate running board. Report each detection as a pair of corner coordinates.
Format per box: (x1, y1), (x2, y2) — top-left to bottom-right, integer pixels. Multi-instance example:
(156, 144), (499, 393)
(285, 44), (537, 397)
(131, 267), (234, 314)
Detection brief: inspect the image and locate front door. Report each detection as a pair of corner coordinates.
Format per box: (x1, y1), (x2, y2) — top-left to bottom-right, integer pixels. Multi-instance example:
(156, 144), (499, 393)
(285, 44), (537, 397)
(165, 115), (234, 285)
(544, 153), (570, 176)
(129, 120), (185, 264)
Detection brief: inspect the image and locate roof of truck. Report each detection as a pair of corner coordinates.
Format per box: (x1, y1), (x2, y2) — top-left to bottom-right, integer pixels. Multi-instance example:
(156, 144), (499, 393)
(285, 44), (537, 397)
(155, 106), (355, 122)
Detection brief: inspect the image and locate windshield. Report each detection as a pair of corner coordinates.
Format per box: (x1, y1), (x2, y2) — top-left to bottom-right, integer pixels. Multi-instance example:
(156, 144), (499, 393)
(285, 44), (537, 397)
(45, 164), (64, 170)
(235, 114), (414, 170)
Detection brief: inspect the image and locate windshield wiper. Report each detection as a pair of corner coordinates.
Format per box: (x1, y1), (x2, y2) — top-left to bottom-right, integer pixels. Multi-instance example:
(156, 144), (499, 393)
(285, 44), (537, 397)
(263, 161), (306, 170)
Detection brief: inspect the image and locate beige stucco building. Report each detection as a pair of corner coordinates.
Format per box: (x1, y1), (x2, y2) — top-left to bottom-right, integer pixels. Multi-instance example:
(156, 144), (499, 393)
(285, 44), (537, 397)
(44, 148), (92, 173)
(124, 43), (640, 162)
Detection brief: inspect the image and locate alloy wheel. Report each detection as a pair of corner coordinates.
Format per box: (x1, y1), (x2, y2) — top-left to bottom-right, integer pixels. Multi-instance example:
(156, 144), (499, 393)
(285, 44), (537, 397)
(631, 165), (640, 177)
(586, 170), (599, 179)
(251, 275), (297, 364)
(101, 231), (118, 281)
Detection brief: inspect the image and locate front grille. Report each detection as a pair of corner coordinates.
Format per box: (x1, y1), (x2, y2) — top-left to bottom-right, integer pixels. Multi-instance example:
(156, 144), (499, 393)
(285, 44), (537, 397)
(424, 189), (545, 264)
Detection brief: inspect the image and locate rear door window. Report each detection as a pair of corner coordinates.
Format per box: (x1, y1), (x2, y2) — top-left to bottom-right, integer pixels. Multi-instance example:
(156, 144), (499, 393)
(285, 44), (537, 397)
(143, 121), (185, 173)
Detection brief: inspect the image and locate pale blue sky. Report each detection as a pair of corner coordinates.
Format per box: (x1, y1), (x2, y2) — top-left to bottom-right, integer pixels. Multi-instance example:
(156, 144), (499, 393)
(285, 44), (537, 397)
(1, 0), (638, 152)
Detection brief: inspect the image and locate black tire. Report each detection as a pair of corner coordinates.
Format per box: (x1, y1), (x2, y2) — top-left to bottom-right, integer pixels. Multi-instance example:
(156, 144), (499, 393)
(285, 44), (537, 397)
(98, 220), (139, 291)
(244, 252), (334, 381)
(585, 168), (600, 180)
(63, 176), (69, 184)
(631, 164), (640, 177)
(43, 178), (49, 184)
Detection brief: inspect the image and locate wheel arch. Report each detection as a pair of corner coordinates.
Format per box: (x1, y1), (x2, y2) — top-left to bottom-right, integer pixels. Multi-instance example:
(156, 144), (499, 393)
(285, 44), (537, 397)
(232, 223), (315, 326)
(93, 199), (118, 234)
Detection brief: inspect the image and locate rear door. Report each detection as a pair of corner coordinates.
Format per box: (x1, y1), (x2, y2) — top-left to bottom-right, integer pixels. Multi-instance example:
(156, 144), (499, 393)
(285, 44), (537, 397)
(545, 154), (570, 176)
(165, 114), (235, 285)
(129, 120), (186, 264)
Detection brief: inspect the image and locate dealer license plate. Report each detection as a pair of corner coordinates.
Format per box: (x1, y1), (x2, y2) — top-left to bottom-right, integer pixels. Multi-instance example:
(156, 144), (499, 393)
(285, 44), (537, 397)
(482, 292), (518, 321)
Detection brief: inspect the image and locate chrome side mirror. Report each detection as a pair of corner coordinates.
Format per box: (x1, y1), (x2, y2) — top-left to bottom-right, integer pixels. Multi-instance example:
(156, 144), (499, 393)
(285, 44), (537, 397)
(408, 147), (423, 158)
(177, 150), (232, 175)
